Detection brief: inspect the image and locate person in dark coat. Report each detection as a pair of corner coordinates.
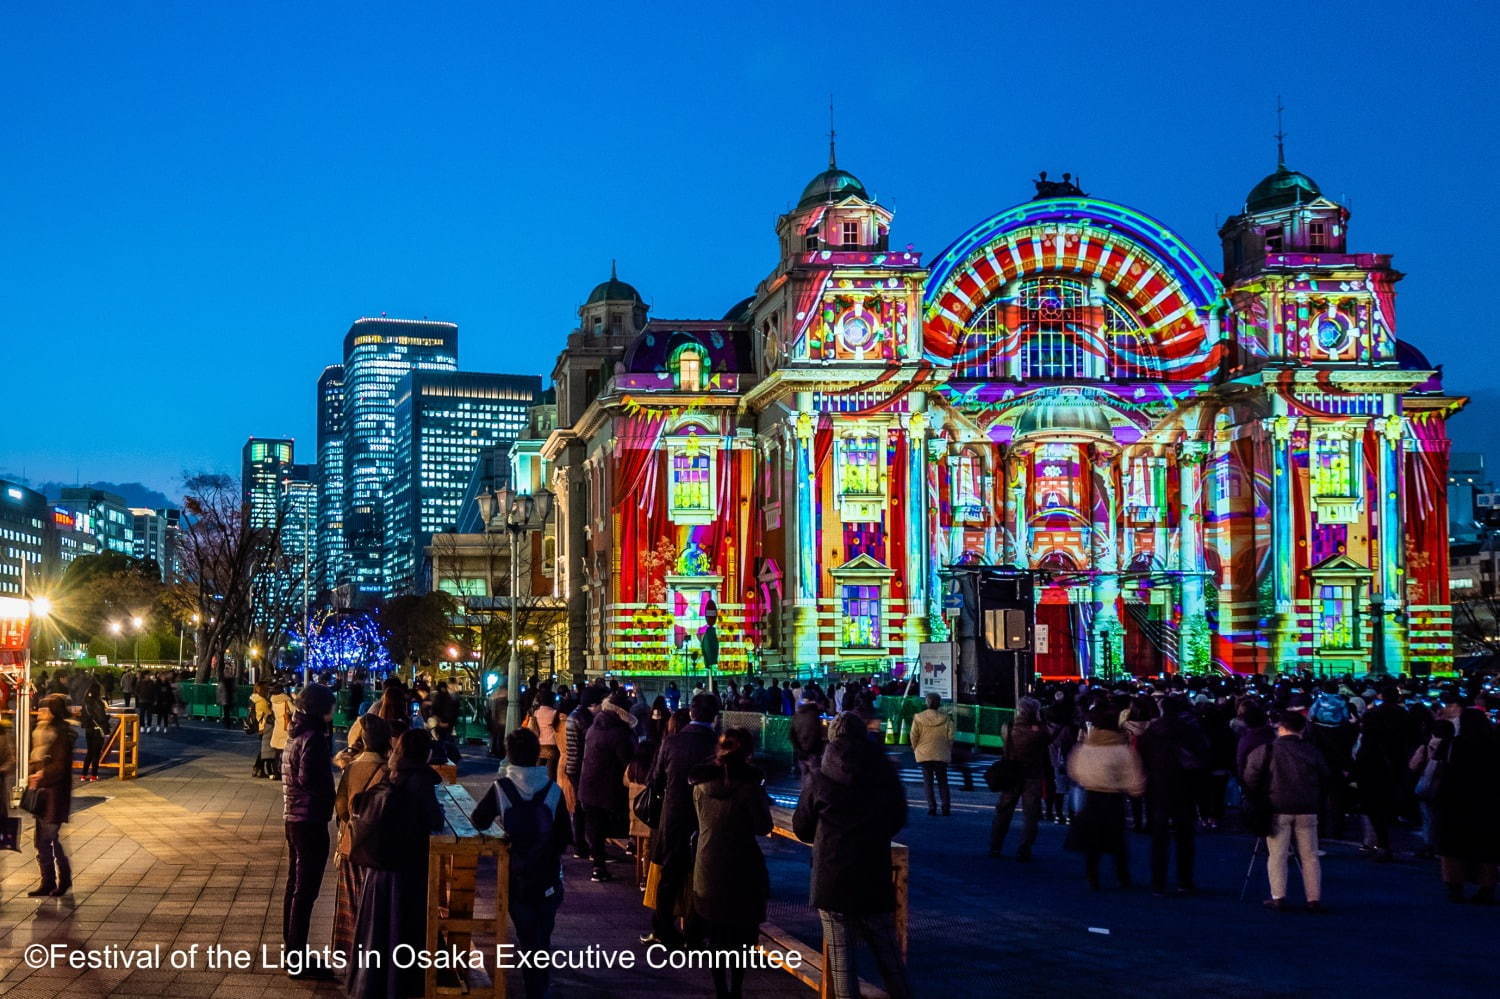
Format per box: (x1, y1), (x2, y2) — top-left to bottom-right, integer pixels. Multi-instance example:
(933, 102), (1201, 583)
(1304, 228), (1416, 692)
(689, 728), (773, 999)
(562, 689), (600, 855)
(577, 691), (635, 882)
(644, 692), (721, 945)
(789, 697), (826, 780)
(1136, 696), (1210, 894)
(26, 694), (77, 896)
(1433, 708), (1500, 902)
(282, 683), (337, 976)
(1353, 686), (1415, 861)
(346, 728), (445, 998)
(793, 712), (910, 999)
(136, 672), (158, 733)
(80, 682), (112, 781)
(991, 697), (1050, 859)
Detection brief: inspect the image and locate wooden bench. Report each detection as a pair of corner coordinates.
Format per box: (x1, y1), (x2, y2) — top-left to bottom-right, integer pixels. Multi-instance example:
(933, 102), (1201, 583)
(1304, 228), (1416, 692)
(426, 781), (509, 999)
(760, 805), (908, 998)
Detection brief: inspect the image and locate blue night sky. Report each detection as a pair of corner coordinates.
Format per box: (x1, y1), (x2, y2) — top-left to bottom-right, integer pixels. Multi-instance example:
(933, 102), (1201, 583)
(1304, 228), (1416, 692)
(2, 2), (1496, 498)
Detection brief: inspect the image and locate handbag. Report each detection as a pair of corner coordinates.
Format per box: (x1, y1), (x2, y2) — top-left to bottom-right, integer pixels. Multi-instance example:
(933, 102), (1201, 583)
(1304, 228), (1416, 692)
(19, 787), (42, 815)
(631, 782), (663, 829)
(984, 758), (1024, 793)
(1415, 753), (1446, 803)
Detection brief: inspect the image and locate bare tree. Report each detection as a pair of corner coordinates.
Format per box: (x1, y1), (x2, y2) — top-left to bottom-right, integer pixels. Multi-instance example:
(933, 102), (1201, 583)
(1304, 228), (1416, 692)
(1453, 590), (1500, 656)
(175, 473), (289, 680)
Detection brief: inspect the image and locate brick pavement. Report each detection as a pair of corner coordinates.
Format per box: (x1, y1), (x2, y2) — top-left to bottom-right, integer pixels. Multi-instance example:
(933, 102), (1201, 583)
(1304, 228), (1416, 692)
(4, 721), (1498, 998)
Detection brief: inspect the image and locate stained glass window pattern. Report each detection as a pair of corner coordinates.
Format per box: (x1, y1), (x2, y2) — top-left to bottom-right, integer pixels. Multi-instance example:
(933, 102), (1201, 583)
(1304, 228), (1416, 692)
(964, 277), (1146, 380)
(670, 449), (712, 514)
(841, 584), (881, 648)
(1312, 434), (1355, 498)
(841, 434), (882, 496)
(1318, 583), (1356, 650)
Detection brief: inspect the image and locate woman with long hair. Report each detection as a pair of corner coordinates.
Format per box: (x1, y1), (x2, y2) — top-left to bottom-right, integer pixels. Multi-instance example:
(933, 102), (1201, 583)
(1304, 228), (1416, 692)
(332, 713), (392, 965)
(346, 728), (445, 998)
(27, 693), (77, 896)
(80, 682), (112, 782)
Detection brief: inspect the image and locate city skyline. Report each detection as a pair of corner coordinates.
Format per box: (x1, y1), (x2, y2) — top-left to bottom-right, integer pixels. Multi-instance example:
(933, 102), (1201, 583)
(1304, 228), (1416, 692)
(2, 3), (1496, 496)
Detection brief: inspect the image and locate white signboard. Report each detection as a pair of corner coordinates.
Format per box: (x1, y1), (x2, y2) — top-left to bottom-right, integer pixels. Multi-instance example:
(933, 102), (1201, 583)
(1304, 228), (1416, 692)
(1035, 624), (1049, 656)
(918, 642), (954, 700)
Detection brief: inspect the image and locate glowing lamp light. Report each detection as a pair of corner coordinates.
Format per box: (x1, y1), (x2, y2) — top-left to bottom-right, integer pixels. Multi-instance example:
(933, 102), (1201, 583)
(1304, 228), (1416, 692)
(31, 596), (53, 619)
(447, 646), (459, 658)
(131, 615), (144, 630)
(109, 621), (123, 635)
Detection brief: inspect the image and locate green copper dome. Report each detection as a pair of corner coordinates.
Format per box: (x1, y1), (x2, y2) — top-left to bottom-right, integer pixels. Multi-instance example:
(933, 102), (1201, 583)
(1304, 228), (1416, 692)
(1246, 165), (1322, 213)
(586, 262), (643, 305)
(798, 167), (869, 208)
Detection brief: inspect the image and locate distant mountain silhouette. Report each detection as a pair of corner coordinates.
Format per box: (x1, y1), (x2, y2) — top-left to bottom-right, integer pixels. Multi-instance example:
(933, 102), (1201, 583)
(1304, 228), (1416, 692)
(25, 479), (176, 509)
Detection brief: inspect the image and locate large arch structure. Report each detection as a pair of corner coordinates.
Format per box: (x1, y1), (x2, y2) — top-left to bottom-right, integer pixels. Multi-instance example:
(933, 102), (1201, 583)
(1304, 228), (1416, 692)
(923, 198), (1227, 382)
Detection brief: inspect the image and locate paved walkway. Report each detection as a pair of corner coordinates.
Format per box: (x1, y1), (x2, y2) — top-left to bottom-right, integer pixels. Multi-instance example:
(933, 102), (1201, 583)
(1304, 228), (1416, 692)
(3, 721), (1498, 998)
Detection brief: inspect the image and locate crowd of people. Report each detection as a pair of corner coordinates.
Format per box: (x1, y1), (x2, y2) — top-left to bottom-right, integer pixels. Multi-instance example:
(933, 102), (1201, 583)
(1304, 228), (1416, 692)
(980, 671), (1500, 908)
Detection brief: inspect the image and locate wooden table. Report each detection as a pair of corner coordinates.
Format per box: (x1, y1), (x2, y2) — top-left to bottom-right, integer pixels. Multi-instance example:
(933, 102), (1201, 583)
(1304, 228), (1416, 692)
(426, 781), (509, 998)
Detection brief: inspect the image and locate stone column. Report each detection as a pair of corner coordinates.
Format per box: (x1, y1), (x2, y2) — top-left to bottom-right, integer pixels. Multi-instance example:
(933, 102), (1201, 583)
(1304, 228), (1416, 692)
(1268, 415), (1298, 673)
(1376, 413), (1407, 673)
(903, 409), (929, 656)
(1003, 445), (1031, 567)
(1177, 439), (1211, 673)
(790, 398), (820, 666)
(1089, 442), (1123, 678)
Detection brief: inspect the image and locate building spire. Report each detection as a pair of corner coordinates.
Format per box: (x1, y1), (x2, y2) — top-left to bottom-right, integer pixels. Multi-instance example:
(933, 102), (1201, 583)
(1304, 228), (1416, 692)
(828, 95), (837, 169)
(610, 258), (617, 281)
(1274, 95), (1287, 168)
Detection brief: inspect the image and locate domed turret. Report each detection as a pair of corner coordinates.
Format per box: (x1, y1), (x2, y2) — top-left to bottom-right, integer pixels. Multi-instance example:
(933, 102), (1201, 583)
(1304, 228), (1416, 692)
(1011, 392), (1113, 442)
(798, 167), (870, 208)
(578, 261), (647, 338)
(1244, 164), (1323, 213)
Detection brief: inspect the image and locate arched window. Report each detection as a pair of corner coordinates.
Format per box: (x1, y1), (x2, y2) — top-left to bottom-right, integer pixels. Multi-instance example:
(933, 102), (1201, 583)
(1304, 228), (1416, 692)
(671, 345), (707, 392)
(963, 276), (1146, 380)
(954, 448), (983, 518)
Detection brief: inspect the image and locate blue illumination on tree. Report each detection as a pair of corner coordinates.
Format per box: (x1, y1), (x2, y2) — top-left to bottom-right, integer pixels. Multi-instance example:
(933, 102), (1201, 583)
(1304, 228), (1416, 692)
(292, 614), (394, 677)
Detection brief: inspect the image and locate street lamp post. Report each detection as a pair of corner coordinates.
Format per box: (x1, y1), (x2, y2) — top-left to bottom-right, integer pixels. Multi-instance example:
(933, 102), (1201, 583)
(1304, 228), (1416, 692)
(131, 615), (144, 667)
(477, 486), (553, 738)
(109, 620), (122, 663)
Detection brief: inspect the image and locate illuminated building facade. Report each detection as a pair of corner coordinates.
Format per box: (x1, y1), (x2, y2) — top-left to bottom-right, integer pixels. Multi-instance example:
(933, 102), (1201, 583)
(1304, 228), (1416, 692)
(316, 364), (346, 593)
(241, 438), (294, 530)
(384, 370), (540, 595)
(0, 480), (47, 596)
(544, 157), (1463, 680)
(130, 507), (180, 581)
(340, 317), (458, 602)
(55, 487), (135, 557)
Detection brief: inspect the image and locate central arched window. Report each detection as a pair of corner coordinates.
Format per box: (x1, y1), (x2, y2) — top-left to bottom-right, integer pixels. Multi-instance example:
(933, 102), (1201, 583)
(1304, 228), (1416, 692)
(962, 276), (1147, 380)
(670, 345), (707, 392)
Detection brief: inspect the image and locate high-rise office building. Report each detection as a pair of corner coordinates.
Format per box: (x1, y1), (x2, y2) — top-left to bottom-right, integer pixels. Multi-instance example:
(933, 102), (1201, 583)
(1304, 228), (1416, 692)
(384, 371), (540, 595)
(242, 438), (295, 529)
(55, 487), (134, 556)
(316, 365), (346, 593)
(130, 507), (181, 581)
(0, 479), (47, 596)
(341, 317), (458, 602)
(282, 464), (318, 564)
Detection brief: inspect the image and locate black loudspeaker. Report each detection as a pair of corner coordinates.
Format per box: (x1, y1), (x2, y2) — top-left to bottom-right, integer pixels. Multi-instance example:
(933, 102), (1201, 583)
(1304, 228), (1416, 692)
(944, 565), (1035, 709)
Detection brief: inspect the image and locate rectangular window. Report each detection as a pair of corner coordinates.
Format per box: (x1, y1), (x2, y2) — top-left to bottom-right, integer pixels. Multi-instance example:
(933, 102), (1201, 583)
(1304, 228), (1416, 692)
(1309, 220), (1327, 251)
(670, 451), (712, 514)
(677, 351), (702, 391)
(840, 436), (882, 496)
(1318, 583), (1356, 650)
(1264, 225), (1284, 252)
(1312, 435), (1355, 497)
(841, 584), (881, 649)
(841, 220), (860, 246)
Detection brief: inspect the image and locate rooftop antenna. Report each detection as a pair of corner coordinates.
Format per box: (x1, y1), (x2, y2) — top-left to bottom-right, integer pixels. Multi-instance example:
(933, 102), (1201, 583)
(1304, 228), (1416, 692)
(610, 258), (617, 280)
(1274, 95), (1287, 168)
(828, 95), (837, 169)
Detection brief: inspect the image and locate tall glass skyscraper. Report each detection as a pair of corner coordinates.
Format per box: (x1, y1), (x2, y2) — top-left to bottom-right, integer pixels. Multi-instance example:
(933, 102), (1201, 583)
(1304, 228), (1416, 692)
(242, 438), (295, 529)
(315, 365), (346, 593)
(341, 318), (458, 602)
(384, 371), (540, 595)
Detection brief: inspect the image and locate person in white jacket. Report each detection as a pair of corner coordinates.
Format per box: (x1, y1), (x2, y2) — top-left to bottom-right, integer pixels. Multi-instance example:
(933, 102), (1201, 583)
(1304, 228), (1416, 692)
(908, 694), (956, 816)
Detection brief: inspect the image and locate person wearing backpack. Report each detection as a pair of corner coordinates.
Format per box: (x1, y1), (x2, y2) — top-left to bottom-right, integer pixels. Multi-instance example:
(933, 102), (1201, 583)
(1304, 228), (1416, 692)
(1136, 696), (1209, 895)
(1243, 710), (1330, 912)
(471, 727), (571, 999)
(346, 728), (445, 998)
